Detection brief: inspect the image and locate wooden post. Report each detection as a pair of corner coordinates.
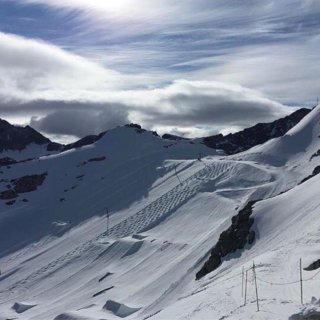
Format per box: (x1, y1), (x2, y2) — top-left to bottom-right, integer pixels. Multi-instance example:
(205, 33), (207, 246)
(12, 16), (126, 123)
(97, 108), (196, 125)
(253, 261), (260, 312)
(244, 269), (248, 306)
(242, 266), (244, 298)
(300, 258), (303, 305)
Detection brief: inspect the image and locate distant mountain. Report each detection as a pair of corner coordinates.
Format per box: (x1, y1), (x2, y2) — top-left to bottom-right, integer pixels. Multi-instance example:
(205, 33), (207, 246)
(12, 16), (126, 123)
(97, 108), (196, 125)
(0, 118), (63, 155)
(1, 106), (320, 319)
(62, 132), (106, 152)
(0, 118), (47, 151)
(201, 108), (310, 154)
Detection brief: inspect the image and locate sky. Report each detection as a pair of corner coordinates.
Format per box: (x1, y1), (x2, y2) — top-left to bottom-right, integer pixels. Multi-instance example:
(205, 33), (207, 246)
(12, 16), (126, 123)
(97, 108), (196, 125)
(0, 0), (319, 142)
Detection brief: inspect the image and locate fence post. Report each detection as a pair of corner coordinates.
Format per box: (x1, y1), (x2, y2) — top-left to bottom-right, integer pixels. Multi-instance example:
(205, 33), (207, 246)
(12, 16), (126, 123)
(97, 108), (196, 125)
(244, 269), (248, 306)
(300, 258), (303, 305)
(242, 266), (244, 298)
(174, 164), (182, 185)
(253, 261), (260, 311)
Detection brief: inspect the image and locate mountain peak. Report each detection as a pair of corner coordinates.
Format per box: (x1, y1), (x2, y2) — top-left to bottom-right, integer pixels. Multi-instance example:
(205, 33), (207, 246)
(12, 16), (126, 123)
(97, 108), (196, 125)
(202, 108), (310, 154)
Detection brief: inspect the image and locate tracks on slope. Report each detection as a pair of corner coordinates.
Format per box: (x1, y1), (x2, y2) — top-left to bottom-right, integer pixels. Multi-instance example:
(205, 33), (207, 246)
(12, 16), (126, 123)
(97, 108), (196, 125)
(4, 161), (233, 292)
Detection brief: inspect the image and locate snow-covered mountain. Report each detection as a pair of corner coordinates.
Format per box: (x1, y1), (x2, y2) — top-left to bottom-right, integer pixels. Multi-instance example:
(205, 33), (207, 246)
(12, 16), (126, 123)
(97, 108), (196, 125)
(0, 118), (63, 162)
(0, 106), (320, 320)
(201, 108), (310, 154)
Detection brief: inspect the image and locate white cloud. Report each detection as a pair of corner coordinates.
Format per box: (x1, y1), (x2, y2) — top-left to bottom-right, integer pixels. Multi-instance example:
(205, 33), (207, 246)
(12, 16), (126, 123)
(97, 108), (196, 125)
(127, 80), (295, 137)
(0, 76), (296, 140)
(0, 31), (163, 104)
(183, 39), (320, 106)
(0, 17), (309, 141)
(7, 0), (320, 108)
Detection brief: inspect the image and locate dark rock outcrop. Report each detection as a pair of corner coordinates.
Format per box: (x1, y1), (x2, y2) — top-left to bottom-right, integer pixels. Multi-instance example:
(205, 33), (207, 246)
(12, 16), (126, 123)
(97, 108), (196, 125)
(0, 189), (18, 200)
(202, 108), (310, 154)
(47, 142), (63, 152)
(62, 132), (106, 152)
(162, 134), (189, 141)
(304, 259), (320, 271)
(0, 119), (51, 152)
(125, 123), (143, 130)
(0, 173), (47, 202)
(125, 123), (147, 134)
(0, 157), (17, 167)
(13, 173), (47, 193)
(125, 123), (159, 136)
(196, 201), (257, 280)
(88, 156), (106, 162)
(310, 149), (320, 161)
(299, 166), (320, 184)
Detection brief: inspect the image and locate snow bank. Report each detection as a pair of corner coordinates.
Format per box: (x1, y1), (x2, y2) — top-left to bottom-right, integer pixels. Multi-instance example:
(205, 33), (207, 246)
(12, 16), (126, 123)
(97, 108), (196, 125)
(103, 300), (141, 318)
(12, 301), (36, 313)
(54, 313), (94, 320)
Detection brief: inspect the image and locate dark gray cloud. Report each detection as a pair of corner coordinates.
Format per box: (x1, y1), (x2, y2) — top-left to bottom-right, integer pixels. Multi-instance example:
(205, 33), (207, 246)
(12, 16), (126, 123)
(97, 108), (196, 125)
(29, 105), (129, 137)
(132, 80), (295, 137)
(0, 80), (296, 140)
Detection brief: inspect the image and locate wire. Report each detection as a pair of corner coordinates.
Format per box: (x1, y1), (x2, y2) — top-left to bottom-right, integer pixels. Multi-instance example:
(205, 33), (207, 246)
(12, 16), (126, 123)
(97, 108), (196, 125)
(256, 268), (320, 286)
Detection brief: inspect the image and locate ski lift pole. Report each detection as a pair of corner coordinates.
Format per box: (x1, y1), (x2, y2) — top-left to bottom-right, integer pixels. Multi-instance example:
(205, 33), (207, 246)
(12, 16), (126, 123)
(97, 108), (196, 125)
(241, 266), (244, 298)
(174, 164), (182, 185)
(253, 261), (260, 312)
(300, 258), (303, 305)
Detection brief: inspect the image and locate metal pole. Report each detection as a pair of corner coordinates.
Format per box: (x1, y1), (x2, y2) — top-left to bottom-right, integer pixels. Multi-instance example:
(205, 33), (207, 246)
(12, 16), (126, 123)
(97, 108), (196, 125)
(253, 261), (260, 312)
(300, 258), (303, 305)
(242, 266), (244, 298)
(106, 208), (109, 236)
(174, 165), (182, 185)
(244, 269), (248, 306)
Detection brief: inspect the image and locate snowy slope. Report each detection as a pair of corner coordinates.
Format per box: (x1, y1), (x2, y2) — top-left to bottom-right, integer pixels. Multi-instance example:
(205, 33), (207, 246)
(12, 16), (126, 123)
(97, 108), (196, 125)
(237, 105), (320, 169)
(0, 107), (320, 320)
(0, 143), (60, 161)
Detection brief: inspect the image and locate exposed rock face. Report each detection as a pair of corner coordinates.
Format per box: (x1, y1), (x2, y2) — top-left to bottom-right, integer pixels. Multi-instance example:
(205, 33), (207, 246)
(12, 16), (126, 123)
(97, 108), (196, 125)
(196, 201), (257, 280)
(47, 142), (63, 152)
(77, 156), (106, 167)
(0, 189), (18, 200)
(202, 108), (310, 154)
(13, 173), (47, 193)
(162, 134), (189, 141)
(0, 119), (51, 152)
(0, 157), (17, 167)
(0, 173), (47, 203)
(88, 156), (106, 162)
(124, 123), (158, 136)
(310, 149), (320, 161)
(304, 259), (320, 271)
(62, 132), (106, 152)
(125, 123), (142, 129)
(299, 166), (320, 184)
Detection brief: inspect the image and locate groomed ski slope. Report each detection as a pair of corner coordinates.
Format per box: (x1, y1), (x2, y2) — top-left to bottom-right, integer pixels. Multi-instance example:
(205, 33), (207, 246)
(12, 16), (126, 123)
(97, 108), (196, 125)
(0, 106), (320, 319)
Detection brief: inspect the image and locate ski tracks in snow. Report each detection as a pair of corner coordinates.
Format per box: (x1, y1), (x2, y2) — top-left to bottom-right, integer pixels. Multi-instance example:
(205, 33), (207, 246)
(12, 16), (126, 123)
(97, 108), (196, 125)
(3, 161), (234, 295)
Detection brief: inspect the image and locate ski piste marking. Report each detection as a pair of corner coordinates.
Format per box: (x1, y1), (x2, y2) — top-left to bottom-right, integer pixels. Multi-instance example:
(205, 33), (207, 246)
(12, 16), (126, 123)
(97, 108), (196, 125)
(5, 160), (234, 292)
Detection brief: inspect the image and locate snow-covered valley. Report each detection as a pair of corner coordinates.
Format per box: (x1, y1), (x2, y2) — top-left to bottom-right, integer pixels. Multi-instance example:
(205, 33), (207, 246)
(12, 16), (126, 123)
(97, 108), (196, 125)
(1, 107), (320, 320)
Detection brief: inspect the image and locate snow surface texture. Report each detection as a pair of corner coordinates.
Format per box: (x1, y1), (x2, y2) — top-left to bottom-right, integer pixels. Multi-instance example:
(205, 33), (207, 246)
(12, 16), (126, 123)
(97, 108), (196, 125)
(289, 297), (320, 320)
(0, 107), (320, 319)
